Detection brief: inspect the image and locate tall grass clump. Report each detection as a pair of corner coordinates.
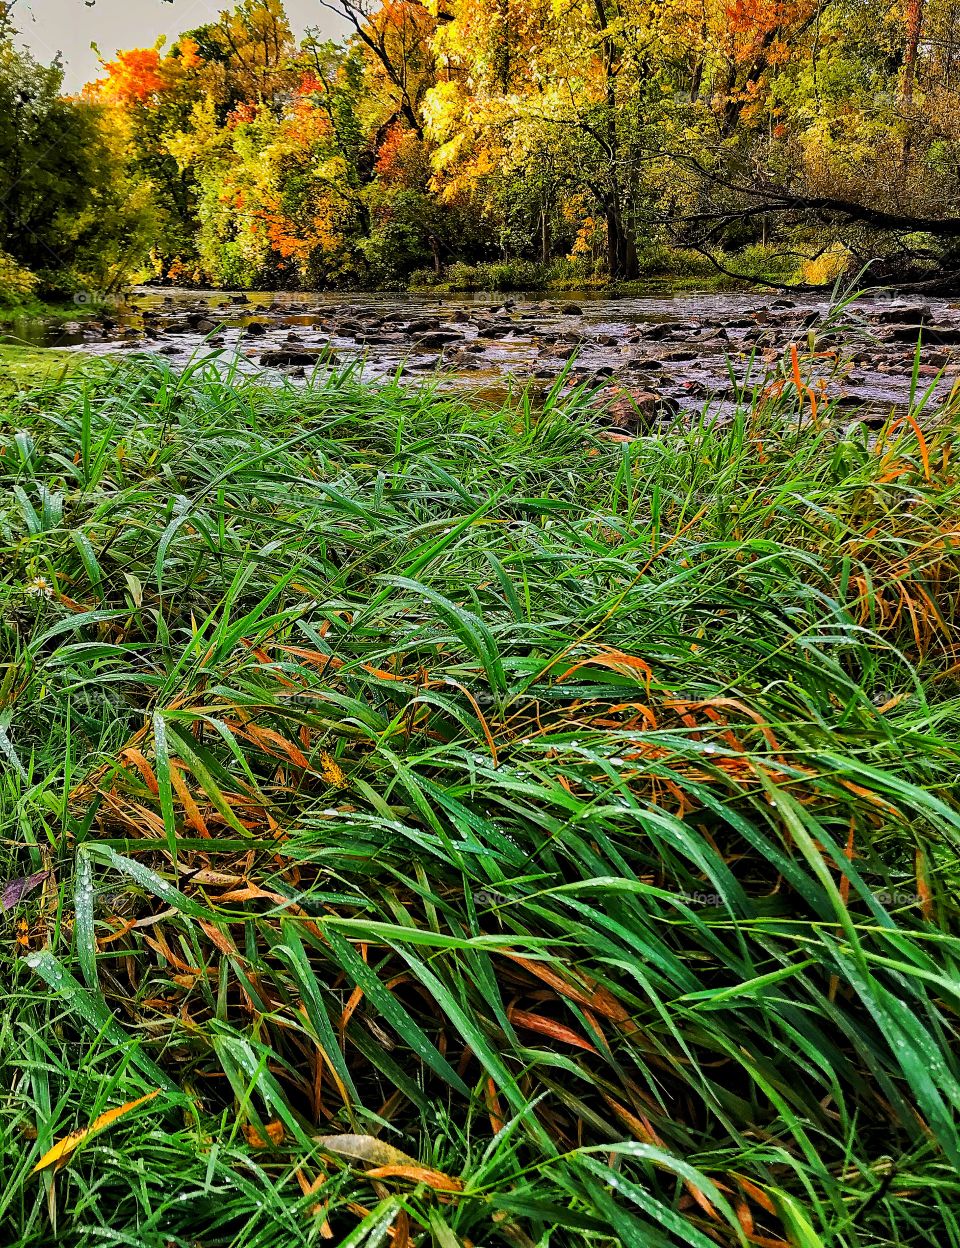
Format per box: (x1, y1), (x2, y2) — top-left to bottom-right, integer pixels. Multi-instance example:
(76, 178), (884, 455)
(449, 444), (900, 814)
(1, 349), (960, 1247)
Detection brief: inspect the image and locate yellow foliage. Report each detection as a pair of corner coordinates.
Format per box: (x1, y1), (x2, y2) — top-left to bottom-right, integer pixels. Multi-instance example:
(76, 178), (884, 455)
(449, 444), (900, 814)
(31, 1092), (161, 1175)
(802, 244), (852, 285)
(0, 252), (38, 301)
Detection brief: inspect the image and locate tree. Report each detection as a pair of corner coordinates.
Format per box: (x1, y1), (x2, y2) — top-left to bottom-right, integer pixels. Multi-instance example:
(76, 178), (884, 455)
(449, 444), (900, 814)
(0, 29), (144, 295)
(318, 0), (437, 137)
(70, 0), (960, 289)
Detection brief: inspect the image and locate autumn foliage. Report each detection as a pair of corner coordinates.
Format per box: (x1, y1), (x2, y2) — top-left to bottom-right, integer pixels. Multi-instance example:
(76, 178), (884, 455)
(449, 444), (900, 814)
(10, 0), (960, 292)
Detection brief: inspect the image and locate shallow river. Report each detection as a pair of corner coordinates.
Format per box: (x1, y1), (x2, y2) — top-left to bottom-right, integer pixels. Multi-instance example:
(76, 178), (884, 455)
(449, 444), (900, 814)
(5, 285), (960, 422)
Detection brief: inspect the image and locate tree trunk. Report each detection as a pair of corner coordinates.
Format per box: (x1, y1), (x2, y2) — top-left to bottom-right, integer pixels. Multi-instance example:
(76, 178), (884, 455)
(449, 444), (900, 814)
(902, 0), (925, 100)
(606, 202), (637, 280)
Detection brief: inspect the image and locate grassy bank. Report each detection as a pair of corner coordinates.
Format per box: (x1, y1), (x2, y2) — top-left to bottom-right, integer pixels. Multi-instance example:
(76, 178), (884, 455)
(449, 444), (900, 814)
(2, 354), (960, 1247)
(406, 245), (826, 295)
(0, 298), (111, 327)
(0, 346), (80, 395)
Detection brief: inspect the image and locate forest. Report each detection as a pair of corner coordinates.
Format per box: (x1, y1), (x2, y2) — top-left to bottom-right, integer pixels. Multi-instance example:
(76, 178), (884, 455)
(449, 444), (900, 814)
(3, 0), (960, 299)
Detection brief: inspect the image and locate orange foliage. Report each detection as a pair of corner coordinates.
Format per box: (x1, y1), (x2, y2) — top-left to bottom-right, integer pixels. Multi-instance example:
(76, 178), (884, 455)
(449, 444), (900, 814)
(375, 123), (412, 182)
(226, 102), (258, 128)
(297, 73), (326, 97)
(98, 47), (168, 104)
(255, 193), (316, 262)
(723, 0), (814, 61)
(178, 36), (203, 72)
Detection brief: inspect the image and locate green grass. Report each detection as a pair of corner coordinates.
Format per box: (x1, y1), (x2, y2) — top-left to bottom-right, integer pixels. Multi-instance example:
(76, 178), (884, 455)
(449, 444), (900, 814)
(0, 297), (114, 327)
(1, 345), (960, 1247)
(0, 346), (80, 397)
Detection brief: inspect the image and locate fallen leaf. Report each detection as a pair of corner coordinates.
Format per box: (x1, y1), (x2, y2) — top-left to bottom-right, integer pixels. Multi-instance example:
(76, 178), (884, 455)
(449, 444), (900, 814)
(314, 1134), (421, 1168)
(1, 871), (48, 913)
(243, 1119), (285, 1148)
(365, 1164), (463, 1192)
(31, 1091), (161, 1174)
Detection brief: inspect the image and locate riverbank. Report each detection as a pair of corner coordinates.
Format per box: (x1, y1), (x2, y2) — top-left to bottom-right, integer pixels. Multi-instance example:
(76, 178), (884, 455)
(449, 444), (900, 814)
(0, 296), (116, 327)
(2, 356), (959, 1246)
(0, 344), (80, 393)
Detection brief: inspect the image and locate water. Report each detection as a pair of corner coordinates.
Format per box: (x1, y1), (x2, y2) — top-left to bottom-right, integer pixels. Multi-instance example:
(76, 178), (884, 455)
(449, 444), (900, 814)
(7, 285), (960, 420)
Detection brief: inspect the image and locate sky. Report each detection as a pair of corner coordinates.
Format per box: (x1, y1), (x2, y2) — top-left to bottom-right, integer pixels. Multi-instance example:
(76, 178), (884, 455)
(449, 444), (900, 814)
(13, 0), (349, 91)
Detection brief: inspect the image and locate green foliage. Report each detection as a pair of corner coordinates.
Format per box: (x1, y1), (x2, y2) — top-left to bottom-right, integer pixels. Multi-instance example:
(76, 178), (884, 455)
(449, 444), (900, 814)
(0, 31), (156, 299)
(634, 243), (721, 279)
(8, 0), (960, 296)
(438, 258), (549, 290)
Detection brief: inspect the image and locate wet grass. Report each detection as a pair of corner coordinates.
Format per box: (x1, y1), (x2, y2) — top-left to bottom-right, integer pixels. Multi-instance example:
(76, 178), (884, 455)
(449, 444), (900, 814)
(1, 349), (960, 1247)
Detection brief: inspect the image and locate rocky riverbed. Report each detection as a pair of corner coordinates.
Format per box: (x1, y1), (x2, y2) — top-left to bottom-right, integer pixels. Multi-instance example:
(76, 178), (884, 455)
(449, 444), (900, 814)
(9, 286), (960, 426)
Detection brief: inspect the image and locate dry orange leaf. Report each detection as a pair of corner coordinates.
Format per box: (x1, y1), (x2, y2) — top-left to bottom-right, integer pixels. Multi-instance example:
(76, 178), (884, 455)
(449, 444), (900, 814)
(243, 1119), (285, 1148)
(365, 1164), (464, 1192)
(31, 1091), (161, 1174)
(507, 1007), (598, 1053)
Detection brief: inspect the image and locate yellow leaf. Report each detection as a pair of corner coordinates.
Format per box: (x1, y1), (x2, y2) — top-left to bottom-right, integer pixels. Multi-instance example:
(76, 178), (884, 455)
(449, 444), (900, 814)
(31, 1091), (161, 1174)
(320, 752), (347, 789)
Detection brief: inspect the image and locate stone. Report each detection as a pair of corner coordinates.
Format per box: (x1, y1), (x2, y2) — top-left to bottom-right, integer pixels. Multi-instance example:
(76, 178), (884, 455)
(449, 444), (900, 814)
(414, 331), (464, 348)
(260, 348), (321, 366)
(871, 304), (931, 325)
(888, 324), (960, 344)
(638, 323), (674, 341)
(600, 387), (680, 427)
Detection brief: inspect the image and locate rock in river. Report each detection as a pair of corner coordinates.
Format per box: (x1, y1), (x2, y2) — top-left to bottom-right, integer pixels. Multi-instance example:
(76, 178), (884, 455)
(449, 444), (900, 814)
(413, 330), (463, 348)
(260, 348), (323, 366)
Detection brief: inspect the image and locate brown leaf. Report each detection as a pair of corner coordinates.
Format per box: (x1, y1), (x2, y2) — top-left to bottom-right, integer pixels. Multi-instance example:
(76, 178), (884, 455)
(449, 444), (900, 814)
(314, 1133), (421, 1168)
(365, 1164), (463, 1192)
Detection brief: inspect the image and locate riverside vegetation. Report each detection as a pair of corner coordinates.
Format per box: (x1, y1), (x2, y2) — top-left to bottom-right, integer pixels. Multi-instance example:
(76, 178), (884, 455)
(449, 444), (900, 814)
(6, 0), (960, 305)
(1, 339), (960, 1247)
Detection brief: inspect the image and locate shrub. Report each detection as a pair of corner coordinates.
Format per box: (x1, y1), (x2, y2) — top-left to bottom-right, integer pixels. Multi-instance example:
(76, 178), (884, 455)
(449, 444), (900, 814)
(407, 266), (442, 288)
(803, 242), (854, 285)
(0, 251), (39, 307)
(440, 260), (481, 290)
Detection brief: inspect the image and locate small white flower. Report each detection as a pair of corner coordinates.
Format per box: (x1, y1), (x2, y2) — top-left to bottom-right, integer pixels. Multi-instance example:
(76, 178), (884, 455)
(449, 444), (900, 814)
(25, 577), (54, 598)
